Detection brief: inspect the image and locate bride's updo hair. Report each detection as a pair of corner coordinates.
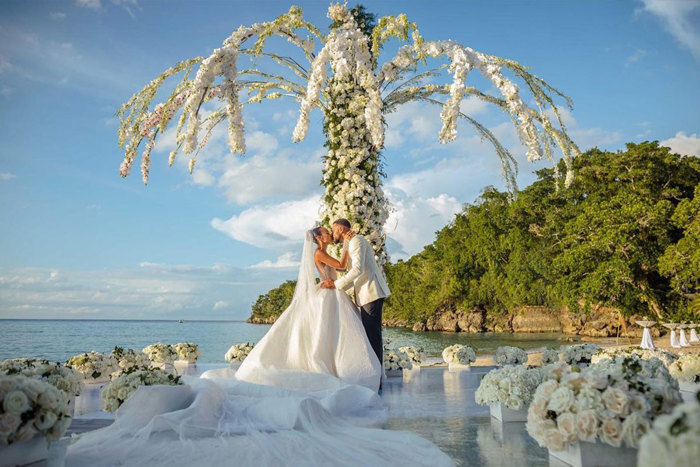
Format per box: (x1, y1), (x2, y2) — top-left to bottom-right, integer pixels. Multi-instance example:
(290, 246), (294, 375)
(310, 226), (323, 245)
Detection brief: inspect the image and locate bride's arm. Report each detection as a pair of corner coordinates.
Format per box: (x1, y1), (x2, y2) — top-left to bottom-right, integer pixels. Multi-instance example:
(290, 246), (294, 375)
(315, 249), (343, 270)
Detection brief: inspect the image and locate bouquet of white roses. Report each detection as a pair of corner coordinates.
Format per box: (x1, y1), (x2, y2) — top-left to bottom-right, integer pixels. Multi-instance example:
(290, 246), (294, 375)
(174, 342), (201, 362)
(526, 357), (682, 452)
(638, 396), (700, 467)
(668, 353), (700, 384)
(1, 358), (84, 396)
(592, 347), (678, 368)
(66, 351), (119, 382)
(442, 344), (477, 365)
(142, 343), (177, 364)
(398, 346), (425, 366)
(494, 346), (528, 366)
(0, 375), (72, 445)
(225, 343), (254, 363)
(384, 348), (413, 372)
(475, 365), (543, 410)
(540, 348), (559, 365)
(560, 343), (600, 365)
(110, 346), (151, 374)
(101, 368), (182, 413)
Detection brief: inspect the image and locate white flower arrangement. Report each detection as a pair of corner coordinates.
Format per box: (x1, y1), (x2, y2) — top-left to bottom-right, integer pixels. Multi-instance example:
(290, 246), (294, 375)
(225, 343), (254, 363)
(668, 353), (700, 384)
(398, 346), (424, 366)
(110, 347), (151, 375)
(384, 348), (413, 372)
(0, 375), (72, 445)
(100, 368), (182, 413)
(560, 343), (601, 365)
(592, 347), (678, 368)
(475, 365), (543, 410)
(540, 348), (560, 365)
(0, 358), (84, 396)
(638, 397), (700, 467)
(493, 346), (528, 366)
(66, 351), (119, 382)
(142, 343), (177, 364)
(442, 344), (477, 365)
(526, 357), (683, 452)
(174, 342), (201, 363)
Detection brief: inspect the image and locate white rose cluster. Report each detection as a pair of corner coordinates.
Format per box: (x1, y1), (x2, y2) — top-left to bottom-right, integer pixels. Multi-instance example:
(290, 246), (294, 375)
(526, 356), (683, 452)
(560, 343), (601, 365)
(398, 346), (424, 366)
(0, 358), (84, 397)
(475, 365), (543, 410)
(174, 342), (201, 362)
(0, 375), (72, 445)
(101, 368), (182, 413)
(383, 348), (413, 372)
(66, 351), (119, 382)
(441, 344), (477, 365)
(110, 347), (151, 375)
(638, 397), (700, 467)
(668, 354), (700, 384)
(494, 346), (528, 366)
(592, 347), (678, 369)
(225, 343), (254, 363)
(142, 343), (178, 365)
(540, 348), (560, 365)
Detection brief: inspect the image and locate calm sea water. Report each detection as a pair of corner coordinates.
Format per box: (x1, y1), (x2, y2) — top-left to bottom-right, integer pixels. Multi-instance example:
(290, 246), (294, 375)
(0, 319), (574, 363)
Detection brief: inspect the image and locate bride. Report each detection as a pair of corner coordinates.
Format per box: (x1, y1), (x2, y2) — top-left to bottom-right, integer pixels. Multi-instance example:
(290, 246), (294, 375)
(64, 228), (453, 466)
(234, 227), (382, 392)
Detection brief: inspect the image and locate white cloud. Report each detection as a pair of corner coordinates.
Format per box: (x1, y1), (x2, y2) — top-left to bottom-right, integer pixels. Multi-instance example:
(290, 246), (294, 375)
(50, 12), (67, 20)
(0, 263), (296, 320)
(626, 48), (647, 62)
(250, 252), (300, 269)
(211, 195), (321, 250)
(661, 131), (700, 156)
(637, 0), (700, 59)
(76, 0), (101, 9)
(385, 191), (462, 260)
(0, 172), (17, 180)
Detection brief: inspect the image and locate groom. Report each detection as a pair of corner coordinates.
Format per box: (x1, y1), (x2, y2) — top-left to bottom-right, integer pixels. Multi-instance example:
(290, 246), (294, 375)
(321, 219), (391, 390)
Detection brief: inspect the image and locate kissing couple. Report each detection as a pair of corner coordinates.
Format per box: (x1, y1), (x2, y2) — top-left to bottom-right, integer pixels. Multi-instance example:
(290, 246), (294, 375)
(234, 218), (391, 393)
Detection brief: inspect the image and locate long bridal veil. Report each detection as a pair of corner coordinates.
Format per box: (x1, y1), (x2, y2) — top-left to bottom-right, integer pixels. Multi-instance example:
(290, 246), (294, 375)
(64, 231), (454, 466)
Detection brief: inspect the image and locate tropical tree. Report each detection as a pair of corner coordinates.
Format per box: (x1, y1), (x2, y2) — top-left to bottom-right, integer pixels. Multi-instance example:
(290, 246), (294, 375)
(115, 3), (580, 263)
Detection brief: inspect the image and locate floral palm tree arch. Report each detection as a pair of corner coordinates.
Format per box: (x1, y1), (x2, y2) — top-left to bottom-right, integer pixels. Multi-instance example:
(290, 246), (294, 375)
(116, 3), (580, 263)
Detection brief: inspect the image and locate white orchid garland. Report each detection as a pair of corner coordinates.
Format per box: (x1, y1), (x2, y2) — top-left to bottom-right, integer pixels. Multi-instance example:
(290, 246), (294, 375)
(116, 3), (580, 263)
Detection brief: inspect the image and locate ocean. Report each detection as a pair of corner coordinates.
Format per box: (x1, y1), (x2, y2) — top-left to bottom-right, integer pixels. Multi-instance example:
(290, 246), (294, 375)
(0, 319), (573, 363)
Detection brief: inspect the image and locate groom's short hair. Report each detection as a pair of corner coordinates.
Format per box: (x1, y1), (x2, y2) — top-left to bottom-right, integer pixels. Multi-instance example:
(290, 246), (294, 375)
(332, 218), (351, 229)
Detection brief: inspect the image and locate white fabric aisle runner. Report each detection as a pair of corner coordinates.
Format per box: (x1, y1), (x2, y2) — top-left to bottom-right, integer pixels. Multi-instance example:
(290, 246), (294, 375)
(65, 376), (454, 466)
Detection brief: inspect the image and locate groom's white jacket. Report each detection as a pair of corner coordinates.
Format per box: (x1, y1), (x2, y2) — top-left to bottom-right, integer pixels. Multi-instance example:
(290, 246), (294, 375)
(334, 234), (391, 307)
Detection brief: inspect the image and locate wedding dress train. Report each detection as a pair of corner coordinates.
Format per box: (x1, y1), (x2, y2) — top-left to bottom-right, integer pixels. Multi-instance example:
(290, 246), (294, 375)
(65, 232), (453, 466)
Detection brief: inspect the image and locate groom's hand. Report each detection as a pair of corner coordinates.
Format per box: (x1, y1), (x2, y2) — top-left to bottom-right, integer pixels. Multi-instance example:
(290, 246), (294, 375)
(321, 279), (335, 289)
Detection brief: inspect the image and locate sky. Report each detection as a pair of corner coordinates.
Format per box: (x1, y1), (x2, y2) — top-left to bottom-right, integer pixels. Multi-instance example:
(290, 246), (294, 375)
(1, 0), (699, 320)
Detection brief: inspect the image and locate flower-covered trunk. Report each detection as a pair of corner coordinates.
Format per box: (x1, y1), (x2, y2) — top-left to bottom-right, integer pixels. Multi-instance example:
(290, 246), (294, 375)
(321, 75), (389, 264)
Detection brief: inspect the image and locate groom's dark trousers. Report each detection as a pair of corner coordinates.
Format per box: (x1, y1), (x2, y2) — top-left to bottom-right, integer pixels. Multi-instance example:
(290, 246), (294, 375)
(360, 298), (384, 389)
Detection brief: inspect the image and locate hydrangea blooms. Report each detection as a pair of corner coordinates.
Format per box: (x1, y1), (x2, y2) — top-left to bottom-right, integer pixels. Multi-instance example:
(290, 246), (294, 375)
(560, 343), (600, 365)
(384, 348), (413, 372)
(398, 346), (425, 366)
(110, 347), (151, 374)
(669, 354), (700, 384)
(225, 343), (255, 363)
(174, 342), (201, 363)
(494, 346), (528, 366)
(592, 347), (678, 368)
(66, 351), (119, 382)
(540, 348), (559, 365)
(442, 344), (477, 365)
(101, 368), (182, 413)
(142, 343), (178, 365)
(476, 365), (543, 410)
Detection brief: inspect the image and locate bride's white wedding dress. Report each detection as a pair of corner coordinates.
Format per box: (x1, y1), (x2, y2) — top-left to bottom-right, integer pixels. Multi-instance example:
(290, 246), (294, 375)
(64, 232), (453, 466)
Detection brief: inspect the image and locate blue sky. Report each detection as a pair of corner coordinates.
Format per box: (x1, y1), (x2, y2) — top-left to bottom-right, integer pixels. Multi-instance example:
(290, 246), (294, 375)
(1, 0), (699, 320)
